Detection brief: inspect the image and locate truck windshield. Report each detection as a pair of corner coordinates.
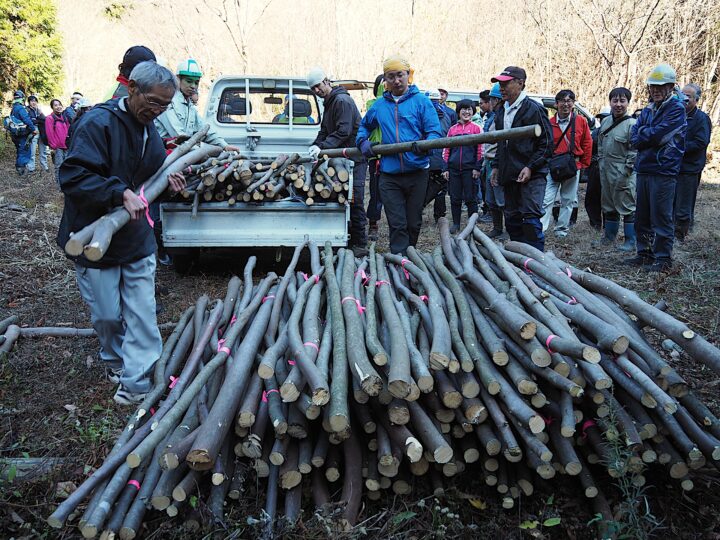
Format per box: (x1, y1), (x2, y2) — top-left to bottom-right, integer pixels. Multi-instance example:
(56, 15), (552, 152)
(217, 88), (320, 125)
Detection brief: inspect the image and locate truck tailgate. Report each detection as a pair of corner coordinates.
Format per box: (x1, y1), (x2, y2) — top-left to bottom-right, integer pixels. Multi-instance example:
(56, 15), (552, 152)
(161, 201), (349, 247)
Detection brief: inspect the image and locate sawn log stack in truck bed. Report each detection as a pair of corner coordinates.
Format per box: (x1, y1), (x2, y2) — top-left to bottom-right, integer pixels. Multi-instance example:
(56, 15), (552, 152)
(161, 76), (352, 266)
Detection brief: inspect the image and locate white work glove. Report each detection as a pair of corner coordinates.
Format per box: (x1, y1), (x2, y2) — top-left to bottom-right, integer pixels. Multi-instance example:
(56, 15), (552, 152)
(308, 145), (321, 160)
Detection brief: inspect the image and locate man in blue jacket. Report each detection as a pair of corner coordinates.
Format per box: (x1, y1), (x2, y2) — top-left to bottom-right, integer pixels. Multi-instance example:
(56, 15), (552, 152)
(356, 55), (444, 254)
(627, 64), (687, 272)
(674, 83), (712, 240)
(58, 61), (186, 405)
(490, 66), (553, 251)
(8, 90), (38, 175)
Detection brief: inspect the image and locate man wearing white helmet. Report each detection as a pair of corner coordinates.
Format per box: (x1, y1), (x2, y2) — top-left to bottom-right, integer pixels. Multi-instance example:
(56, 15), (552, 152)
(155, 58), (238, 152)
(626, 63), (687, 272)
(307, 66), (367, 255)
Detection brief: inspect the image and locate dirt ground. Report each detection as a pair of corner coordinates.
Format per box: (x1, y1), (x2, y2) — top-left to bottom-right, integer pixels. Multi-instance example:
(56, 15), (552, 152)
(1, 148), (720, 539)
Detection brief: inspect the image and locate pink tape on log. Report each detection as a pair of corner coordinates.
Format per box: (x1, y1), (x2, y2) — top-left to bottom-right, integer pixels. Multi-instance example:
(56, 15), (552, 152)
(581, 419), (596, 438)
(217, 338), (230, 354)
(355, 269), (369, 286)
(150, 407), (156, 416)
(262, 391), (268, 403)
(229, 314), (237, 325)
(567, 296), (578, 305)
(139, 185), (154, 228)
(400, 258), (411, 280)
(262, 295), (275, 304)
(523, 258), (534, 273)
(267, 388), (279, 395)
(288, 359), (296, 366)
(302, 273), (320, 283)
(419, 295), (429, 302)
(168, 376), (178, 389)
(375, 280), (390, 287)
(342, 296), (366, 315)
(127, 480), (141, 490)
(543, 416), (554, 426)
(545, 334), (558, 353)
(303, 341), (319, 352)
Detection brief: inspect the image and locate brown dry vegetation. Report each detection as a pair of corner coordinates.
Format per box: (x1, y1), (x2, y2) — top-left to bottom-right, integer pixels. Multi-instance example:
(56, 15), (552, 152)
(1, 141), (720, 539)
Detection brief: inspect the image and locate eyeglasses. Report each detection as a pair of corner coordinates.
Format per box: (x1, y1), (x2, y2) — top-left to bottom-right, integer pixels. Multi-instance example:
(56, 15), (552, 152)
(141, 92), (171, 111)
(557, 99), (575, 105)
(384, 71), (408, 83)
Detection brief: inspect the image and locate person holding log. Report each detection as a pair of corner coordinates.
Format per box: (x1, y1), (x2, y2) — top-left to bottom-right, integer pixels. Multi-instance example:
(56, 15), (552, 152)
(489, 66), (553, 251)
(307, 66), (368, 256)
(57, 61), (187, 406)
(356, 55), (444, 255)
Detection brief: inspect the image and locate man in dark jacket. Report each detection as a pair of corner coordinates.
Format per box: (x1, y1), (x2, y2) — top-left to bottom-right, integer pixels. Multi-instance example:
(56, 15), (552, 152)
(356, 55), (444, 255)
(26, 95), (49, 173)
(307, 67), (367, 254)
(627, 64), (687, 272)
(425, 89), (453, 222)
(58, 61), (186, 406)
(9, 90), (38, 175)
(674, 83), (712, 240)
(490, 66), (553, 251)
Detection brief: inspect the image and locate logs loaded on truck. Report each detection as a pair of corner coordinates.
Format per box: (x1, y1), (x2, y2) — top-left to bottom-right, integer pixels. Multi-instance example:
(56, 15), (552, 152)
(25, 217), (720, 538)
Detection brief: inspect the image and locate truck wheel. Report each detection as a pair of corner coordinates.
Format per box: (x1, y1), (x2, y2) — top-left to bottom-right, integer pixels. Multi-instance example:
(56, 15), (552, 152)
(172, 254), (196, 274)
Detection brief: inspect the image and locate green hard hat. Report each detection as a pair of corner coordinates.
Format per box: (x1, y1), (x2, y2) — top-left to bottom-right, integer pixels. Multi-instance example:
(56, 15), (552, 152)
(177, 58), (202, 79)
(646, 64), (676, 85)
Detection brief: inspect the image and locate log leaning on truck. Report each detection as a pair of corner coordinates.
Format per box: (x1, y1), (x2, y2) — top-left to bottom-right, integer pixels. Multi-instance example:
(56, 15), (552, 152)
(318, 124), (542, 160)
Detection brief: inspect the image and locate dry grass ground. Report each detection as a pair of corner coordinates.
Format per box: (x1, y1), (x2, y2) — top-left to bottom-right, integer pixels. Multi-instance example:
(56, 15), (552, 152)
(1, 147), (719, 539)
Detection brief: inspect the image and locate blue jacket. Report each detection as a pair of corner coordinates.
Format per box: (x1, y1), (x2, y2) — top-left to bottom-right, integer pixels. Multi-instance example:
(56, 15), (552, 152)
(680, 107), (712, 175)
(10, 102), (36, 135)
(631, 96), (687, 176)
(57, 99), (166, 268)
(442, 103), (458, 125)
(356, 85), (444, 174)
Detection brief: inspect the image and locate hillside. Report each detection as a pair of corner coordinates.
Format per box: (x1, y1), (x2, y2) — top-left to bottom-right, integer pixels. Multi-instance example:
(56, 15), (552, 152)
(57, 0), (720, 119)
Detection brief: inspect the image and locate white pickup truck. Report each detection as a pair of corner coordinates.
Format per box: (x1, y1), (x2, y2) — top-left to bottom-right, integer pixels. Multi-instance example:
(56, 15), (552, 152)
(160, 76), (353, 271)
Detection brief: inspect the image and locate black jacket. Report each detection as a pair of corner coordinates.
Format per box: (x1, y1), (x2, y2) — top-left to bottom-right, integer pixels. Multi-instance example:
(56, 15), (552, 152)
(312, 86), (361, 149)
(680, 107), (712, 175)
(27, 107), (48, 145)
(492, 97), (553, 185)
(57, 99), (166, 268)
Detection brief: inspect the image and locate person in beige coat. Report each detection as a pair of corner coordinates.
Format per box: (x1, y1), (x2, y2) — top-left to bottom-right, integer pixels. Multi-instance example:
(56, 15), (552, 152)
(596, 87), (637, 251)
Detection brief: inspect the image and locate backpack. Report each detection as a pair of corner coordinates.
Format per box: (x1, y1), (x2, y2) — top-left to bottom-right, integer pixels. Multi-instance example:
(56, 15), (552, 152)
(3, 113), (28, 137)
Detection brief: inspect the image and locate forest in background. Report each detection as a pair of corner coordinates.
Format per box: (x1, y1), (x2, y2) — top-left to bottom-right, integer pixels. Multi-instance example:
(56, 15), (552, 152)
(52, 0), (720, 121)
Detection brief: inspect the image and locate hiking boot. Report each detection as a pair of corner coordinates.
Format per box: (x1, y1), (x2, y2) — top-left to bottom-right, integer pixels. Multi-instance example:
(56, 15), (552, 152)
(351, 245), (369, 258)
(643, 259), (672, 273)
(479, 212), (493, 223)
(106, 367), (123, 385)
(16, 167), (26, 176)
(487, 209), (505, 239)
(368, 222), (379, 242)
(623, 253), (653, 267)
(157, 252), (172, 267)
(113, 386), (147, 406)
(617, 222), (637, 252)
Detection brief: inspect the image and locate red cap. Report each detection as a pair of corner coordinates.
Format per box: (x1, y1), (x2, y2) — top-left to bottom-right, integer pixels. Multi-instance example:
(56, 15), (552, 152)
(491, 66), (527, 83)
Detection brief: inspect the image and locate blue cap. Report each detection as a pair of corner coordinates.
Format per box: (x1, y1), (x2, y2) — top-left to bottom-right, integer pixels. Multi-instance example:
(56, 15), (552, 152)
(489, 83), (502, 99)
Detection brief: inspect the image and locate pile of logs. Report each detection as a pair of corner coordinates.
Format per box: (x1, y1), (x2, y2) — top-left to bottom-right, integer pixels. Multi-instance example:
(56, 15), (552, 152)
(178, 152), (352, 210)
(30, 218), (720, 538)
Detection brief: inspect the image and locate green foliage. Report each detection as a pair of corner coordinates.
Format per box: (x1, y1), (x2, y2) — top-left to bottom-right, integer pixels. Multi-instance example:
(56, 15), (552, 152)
(0, 0), (63, 99)
(103, 2), (130, 20)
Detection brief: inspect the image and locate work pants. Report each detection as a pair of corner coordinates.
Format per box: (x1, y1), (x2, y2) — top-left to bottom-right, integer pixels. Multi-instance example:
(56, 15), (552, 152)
(449, 169), (478, 226)
(584, 161), (602, 229)
(540, 170), (580, 235)
(53, 148), (66, 186)
(483, 160), (505, 209)
(674, 173), (699, 232)
(379, 169), (428, 255)
(349, 160), (368, 247)
(503, 175), (546, 251)
(27, 134), (49, 172)
(635, 174), (676, 262)
(75, 255), (162, 393)
(429, 171), (447, 219)
(13, 134), (32, 171)
(366, 159), (383, 223)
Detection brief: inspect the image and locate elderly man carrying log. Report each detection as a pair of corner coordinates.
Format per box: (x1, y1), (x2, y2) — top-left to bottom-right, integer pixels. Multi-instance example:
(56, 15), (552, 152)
(356, 55), (444, 255)
(57, 61), (186, 406)
(307, 67), (368, 256)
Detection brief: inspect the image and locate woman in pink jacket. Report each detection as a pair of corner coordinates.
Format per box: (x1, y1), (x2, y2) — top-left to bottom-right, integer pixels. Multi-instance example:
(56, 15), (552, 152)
(45, 99), (70, 185)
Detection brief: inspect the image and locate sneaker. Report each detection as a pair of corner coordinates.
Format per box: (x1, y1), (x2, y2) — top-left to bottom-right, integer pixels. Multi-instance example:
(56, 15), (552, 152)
(449, 224), (460, 235)
(368, 223), (379, 242)
(16, 167), (26, 176)
(113, 386), (147, 406)
(106, 367), (123, 384)
(554, 232), (568, 239)
(479, 213), (493, 223)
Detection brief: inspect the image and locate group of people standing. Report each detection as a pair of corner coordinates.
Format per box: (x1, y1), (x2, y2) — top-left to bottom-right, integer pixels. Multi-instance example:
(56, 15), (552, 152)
(8, 89), (90, 182)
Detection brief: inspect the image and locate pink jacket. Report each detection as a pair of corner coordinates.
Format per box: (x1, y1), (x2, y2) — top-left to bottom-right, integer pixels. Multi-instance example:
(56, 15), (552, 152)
(442, 121), (483, 170)
(45, 113), (69, 149)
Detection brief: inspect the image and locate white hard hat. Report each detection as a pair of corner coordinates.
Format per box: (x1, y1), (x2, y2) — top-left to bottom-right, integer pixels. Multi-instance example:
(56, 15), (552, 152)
(599, 106), (611, 115)
(306, 67), (327, 88)
(426, 89), (441, 100)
